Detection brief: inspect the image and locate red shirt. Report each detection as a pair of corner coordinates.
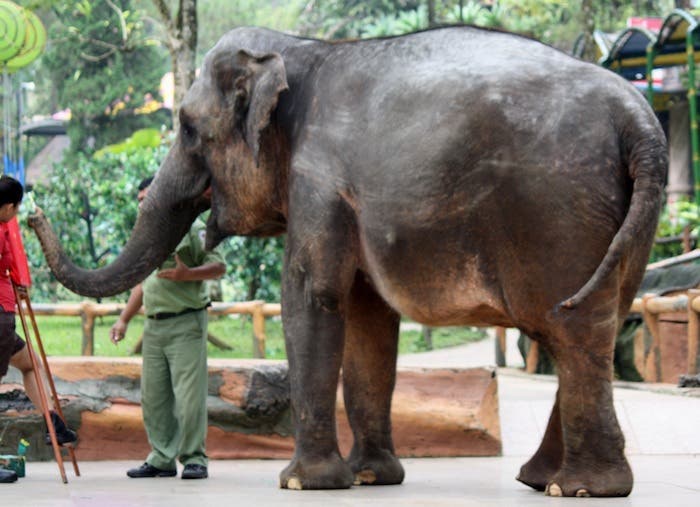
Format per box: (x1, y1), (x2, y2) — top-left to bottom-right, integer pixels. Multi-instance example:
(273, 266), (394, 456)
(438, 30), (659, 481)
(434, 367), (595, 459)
(0, 224), (16, 312)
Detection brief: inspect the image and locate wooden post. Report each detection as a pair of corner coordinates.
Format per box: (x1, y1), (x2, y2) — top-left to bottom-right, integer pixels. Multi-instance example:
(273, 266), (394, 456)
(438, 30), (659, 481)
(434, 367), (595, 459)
(80, 302), (95, 356)
(525, 340), (539, 374)
(422, 326), (433, 351)
(251, 301), (266, 358)
(494, 326), (507, 367)
(688, 289), (700, 375)
(642, 293), (661, 382)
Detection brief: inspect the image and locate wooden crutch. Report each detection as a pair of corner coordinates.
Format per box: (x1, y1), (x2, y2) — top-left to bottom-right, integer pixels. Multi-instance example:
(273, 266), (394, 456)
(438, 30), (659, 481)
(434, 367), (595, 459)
(13, 283), (80, 483)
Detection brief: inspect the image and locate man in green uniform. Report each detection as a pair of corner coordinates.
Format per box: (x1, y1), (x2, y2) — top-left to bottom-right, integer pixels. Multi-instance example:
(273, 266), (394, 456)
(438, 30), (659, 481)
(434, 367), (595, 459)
(110, 177), (225, 480)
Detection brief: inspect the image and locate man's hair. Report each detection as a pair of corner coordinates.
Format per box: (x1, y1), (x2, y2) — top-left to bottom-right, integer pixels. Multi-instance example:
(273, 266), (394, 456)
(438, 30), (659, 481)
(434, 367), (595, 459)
(0, 175), (24, 206)
(138, 176), (154, 192)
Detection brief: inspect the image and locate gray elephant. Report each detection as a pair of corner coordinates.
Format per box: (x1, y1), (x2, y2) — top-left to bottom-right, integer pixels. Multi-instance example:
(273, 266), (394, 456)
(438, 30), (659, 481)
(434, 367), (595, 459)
(31, 26), (667, 497)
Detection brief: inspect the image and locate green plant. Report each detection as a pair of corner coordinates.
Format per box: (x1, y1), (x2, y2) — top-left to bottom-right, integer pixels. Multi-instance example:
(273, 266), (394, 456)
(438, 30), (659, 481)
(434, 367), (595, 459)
(21, 133), (170, 302)
(651, 200), (699, 261)
(41, 0), (168, 154)
(222, 236), (284, 302)
(445, 1), (488, 25)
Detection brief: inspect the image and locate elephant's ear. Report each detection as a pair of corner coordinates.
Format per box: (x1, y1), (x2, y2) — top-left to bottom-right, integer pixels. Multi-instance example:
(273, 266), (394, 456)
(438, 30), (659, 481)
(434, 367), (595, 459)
(214, 49), (288, 164)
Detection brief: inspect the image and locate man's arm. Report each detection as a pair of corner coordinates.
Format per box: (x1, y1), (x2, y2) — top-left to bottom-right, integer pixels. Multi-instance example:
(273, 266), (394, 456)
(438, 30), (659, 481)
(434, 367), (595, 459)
(156, 254), (225, 282)
(110, 284), (144, 344)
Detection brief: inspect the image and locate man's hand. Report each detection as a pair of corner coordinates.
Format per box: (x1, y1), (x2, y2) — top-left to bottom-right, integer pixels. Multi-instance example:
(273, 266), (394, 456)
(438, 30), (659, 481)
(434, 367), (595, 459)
(110, 319), (128, 345)
(157, 254), (191, 281)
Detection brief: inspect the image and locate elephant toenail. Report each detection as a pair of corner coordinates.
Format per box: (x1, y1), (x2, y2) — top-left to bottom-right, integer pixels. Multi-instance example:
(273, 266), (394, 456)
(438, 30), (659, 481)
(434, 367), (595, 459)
(354, 469), (377, 485)
(576, 489), (591, 497)
(546, 483), (563, 496)
(286, 477), (302, 490)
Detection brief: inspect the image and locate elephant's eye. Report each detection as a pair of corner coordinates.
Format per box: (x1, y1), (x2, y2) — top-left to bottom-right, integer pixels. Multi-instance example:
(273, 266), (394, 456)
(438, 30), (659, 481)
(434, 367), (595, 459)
(182, 121), (197, 142)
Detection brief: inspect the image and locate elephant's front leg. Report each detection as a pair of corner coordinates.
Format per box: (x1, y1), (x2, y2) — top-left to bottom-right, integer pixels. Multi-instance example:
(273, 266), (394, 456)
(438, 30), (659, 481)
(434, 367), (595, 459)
(278, 225), (357, 490)
(343, 273), (404, 486)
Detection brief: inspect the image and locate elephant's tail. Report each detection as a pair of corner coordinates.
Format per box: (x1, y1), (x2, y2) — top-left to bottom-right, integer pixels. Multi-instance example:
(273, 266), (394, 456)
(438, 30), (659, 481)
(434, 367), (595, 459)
(559, 120), (668, 310)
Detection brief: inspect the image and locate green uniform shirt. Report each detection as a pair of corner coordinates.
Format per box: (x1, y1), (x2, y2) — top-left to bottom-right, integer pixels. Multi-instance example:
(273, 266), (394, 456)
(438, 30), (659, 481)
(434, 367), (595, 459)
(142, 220), (224, 316)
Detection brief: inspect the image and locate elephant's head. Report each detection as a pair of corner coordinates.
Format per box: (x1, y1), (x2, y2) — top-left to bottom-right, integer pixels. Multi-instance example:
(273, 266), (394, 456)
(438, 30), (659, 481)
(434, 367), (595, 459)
(31, 44), (290, 298)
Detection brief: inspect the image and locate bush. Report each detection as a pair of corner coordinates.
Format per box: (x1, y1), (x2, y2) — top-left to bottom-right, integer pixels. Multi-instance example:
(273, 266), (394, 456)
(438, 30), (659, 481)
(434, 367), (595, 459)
(651, 200), (699, 262)
(22, 131), (284, 304)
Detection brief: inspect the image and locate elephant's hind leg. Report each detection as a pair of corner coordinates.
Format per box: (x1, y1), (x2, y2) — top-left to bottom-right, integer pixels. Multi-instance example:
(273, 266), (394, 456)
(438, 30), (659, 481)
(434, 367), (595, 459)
(516, 387), (563, 491)
(342, 273), (405, 486)
(541, 311), (632, 497)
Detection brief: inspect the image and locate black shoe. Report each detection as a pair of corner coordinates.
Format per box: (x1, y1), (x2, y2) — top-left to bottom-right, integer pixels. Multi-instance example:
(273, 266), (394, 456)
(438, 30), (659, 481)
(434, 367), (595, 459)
(0, 468), (18, 483)
(127, 462), (177, 478)
(181, 464), (208, 479)
(44, 411), (78, 446)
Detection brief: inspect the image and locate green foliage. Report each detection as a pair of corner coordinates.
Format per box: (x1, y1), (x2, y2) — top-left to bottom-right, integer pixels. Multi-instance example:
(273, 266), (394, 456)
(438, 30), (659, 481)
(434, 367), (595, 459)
(40, 0), (168, 154)
(298, 0), (422, 39)
(398, 326), (486, 354)
(322, 0), (675, 49)
(444, 1), (490, 25)
(22, 135), (169, 301)
(363, 5), (427, 37)
(651, 200), (700, 261)
(94, 127), (162, 157)
(156, 0), (308, 63)
(23, 128), (284, 304)
(222, 236), (284, 302)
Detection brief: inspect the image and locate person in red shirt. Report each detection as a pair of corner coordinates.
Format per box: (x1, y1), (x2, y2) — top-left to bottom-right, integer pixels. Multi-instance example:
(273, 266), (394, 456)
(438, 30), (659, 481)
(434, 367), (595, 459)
(0, 176), (76, 483)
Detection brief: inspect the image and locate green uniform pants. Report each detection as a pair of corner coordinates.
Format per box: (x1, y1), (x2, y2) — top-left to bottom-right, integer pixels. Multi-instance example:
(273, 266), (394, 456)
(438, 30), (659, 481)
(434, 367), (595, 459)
(141, 310), (208, 469)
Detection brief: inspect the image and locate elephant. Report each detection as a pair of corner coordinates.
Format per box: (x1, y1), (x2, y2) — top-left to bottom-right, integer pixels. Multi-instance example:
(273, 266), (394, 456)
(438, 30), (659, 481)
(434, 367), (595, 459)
(30, 26), (667, 497)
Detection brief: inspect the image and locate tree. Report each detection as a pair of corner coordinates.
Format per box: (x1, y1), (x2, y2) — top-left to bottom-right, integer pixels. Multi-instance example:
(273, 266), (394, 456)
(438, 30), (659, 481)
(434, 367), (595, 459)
(427, 0), (436, 27)
(297, 0), (423, 39)
(223, 236), (284, 302)
(150, 0), (197, 131)
(195, 0), (306, 61)
(579, 0), (597, 62)
(41, 0), (168, 153)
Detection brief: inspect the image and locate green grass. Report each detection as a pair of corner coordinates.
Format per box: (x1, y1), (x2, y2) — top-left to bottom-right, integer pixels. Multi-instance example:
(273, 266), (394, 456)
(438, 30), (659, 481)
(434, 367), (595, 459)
(24, 315), (486, 359)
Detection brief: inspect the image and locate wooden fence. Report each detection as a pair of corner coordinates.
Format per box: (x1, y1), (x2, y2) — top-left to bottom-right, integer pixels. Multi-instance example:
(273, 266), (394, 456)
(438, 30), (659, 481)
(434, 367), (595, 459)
(496, 289), (700, 380)
(27, 301), (281, 357)
(25, 289), (700, 380)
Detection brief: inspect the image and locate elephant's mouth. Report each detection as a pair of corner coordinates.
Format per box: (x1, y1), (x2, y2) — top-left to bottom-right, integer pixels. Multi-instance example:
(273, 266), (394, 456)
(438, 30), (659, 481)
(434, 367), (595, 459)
(249, 219), (286, 237)
(205, 211), (286, 249)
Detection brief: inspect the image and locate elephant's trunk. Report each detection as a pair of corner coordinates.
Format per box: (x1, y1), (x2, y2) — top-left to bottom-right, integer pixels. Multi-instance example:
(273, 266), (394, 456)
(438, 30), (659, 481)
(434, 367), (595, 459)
(29, 202), (200, 298)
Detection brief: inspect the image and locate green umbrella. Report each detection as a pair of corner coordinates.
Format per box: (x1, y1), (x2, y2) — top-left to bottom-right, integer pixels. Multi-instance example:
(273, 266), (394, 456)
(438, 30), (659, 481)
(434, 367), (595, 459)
(0, 0), (25, 63)
(5, 7), (46, 72)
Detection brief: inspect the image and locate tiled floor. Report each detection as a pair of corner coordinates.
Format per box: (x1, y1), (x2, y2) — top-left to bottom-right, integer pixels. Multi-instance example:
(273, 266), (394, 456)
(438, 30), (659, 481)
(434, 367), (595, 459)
(401, 330), (700, 458)
(2, 454), (698, 506)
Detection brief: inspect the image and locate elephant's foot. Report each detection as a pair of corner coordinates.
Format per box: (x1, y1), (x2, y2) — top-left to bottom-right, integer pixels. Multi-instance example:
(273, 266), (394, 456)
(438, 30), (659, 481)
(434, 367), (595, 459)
(544, 460), (633, 497)
(516, 452), (561, 491)
(347, 448), (405, 486)
(279, 453), (354, 490)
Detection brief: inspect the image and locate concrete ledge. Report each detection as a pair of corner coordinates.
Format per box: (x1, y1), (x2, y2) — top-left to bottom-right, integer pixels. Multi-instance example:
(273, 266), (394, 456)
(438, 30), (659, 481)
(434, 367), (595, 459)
(0, 357), (500, 460)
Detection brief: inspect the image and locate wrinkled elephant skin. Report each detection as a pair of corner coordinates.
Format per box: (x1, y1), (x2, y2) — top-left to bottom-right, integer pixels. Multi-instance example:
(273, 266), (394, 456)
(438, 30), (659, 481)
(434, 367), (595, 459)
(32, 27), (667, 497)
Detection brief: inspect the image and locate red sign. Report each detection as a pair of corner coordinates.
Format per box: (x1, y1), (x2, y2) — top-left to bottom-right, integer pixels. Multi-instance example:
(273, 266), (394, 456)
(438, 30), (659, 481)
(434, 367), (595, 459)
(627, 17), (663, 32)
